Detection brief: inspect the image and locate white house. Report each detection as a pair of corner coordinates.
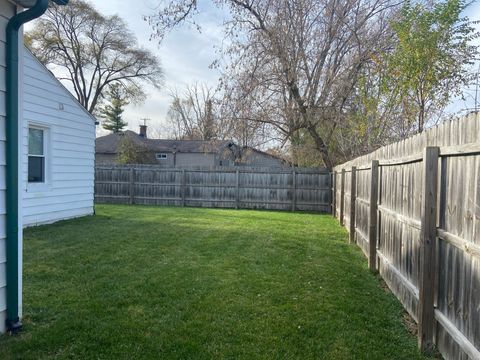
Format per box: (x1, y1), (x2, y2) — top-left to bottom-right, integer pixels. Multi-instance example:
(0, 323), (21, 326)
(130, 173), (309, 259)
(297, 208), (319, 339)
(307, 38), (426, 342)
(1, 0), (94, 334)
(22, 48), (95, 226)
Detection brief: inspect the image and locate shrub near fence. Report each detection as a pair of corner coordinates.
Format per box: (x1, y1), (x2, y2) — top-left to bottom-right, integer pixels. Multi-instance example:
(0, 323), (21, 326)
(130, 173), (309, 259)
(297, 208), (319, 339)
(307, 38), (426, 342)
(95, 166), (331, 212)
(333, 112), (480, 360)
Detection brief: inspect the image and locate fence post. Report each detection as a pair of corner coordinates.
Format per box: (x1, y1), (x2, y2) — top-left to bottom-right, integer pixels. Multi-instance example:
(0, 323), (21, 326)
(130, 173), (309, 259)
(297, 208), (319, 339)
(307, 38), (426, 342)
(182, 169), (186, 207)
(292, 170), (297, 212)
(349, 167), (357, 244)
(235, 170), (240, 209)
(340, 169), (345, 226)
(418, 147), (439, 353)
(368, 160), (379, 272)
(332, 171), (336, 217)
(129, 167), (135, 205)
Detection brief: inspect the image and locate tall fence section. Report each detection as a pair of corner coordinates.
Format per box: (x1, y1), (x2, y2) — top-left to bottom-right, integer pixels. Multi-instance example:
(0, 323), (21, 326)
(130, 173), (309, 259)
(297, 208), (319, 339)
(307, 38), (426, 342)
(95, 166), (331, 212)
(333, 113), (480, 360)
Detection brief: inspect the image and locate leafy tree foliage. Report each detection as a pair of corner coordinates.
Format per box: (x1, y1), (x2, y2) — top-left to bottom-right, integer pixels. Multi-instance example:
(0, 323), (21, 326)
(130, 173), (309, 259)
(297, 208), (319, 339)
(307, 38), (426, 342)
(116, 137), (154, 165)
(387, 0), (478, 133)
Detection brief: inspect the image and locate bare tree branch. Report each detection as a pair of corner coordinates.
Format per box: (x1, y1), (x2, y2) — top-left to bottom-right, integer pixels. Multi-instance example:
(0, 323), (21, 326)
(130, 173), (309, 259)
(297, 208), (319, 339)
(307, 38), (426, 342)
(27, 0), (163, 114)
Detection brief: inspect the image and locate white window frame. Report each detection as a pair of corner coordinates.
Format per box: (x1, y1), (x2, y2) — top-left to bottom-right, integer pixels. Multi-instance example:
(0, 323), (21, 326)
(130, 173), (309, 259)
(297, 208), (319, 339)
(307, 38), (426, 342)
(27, 124), (50, 192)
(155, 153), (168, 160)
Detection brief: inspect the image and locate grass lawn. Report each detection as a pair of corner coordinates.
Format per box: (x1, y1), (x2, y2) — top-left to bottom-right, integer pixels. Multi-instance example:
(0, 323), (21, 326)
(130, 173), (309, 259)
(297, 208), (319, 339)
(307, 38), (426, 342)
(0, 205), (429, 359)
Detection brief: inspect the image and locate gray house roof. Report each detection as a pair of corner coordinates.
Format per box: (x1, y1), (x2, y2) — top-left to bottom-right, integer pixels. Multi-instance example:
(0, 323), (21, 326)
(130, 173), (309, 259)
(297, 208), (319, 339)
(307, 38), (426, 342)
(96, 131), (236, 154)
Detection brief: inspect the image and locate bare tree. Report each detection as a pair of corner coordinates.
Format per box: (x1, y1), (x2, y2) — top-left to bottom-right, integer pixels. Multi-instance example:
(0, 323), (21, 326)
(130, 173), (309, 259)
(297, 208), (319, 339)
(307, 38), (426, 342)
(218, 81), (280, 148)
(147, 0), (399, 169)
(27, 0), (163, 114)
(167, 83), (219, 140)
(166, 81), (273, 150)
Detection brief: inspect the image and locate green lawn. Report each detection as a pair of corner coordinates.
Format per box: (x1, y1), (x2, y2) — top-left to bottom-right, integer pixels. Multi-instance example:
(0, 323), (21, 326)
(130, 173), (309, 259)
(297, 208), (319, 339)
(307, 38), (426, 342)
(0, 205), (429, 359)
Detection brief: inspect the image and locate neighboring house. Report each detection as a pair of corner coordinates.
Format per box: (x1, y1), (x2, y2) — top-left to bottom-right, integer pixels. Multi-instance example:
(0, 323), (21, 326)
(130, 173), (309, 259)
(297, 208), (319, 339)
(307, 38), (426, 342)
(95, 126), (289, 168)
(1, 0), (94, 334)
(236, 147), (289, 168)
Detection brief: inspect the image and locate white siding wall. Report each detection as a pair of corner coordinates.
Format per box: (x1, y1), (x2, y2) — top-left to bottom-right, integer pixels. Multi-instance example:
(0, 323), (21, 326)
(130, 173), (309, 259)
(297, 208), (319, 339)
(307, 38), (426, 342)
(22, 49), (95, 226)
(0, 0), (16, 335)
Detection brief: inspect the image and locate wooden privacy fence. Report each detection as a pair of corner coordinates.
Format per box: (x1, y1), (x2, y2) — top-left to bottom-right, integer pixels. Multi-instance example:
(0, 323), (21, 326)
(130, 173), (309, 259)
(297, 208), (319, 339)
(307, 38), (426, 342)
(333, 112), (480, 360)
(95, 165), (331, 212)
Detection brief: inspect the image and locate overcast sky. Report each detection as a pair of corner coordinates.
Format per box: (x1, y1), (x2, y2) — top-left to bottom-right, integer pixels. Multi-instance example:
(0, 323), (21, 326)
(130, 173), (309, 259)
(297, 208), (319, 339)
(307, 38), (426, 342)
(30, 1), (480, 137)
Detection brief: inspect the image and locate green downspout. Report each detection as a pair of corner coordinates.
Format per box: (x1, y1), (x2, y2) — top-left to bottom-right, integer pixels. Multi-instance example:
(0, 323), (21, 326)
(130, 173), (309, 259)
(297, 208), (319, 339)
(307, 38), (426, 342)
(5, 0), (61, 333)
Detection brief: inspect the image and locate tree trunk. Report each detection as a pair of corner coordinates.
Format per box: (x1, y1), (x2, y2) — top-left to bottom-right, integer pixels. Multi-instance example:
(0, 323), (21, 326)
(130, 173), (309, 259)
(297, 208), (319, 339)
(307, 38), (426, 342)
(307, 127), (334, 170)
(418, 96), (425, 133)
(418, 107), (424, 133)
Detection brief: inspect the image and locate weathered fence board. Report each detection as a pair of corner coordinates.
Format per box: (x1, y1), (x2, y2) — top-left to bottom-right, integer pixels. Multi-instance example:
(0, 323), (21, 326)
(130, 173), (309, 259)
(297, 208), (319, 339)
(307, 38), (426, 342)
(333, 113), (480, 360)
(95, 166), (331, 212)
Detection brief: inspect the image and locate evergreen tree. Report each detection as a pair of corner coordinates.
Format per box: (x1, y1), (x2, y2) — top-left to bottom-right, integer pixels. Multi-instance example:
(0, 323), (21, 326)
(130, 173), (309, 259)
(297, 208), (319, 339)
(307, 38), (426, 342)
(101, 84), (129, 133)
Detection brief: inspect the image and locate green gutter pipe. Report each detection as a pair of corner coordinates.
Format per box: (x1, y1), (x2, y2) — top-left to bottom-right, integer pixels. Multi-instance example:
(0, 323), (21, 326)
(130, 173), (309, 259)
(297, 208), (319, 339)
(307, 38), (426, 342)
(5, 0), (68, 333)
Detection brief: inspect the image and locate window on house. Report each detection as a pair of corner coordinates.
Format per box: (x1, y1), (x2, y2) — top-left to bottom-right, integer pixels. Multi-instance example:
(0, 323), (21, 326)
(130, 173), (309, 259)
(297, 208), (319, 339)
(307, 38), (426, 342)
(28, 127), (45, 183)
(155, 153), (167, 160)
